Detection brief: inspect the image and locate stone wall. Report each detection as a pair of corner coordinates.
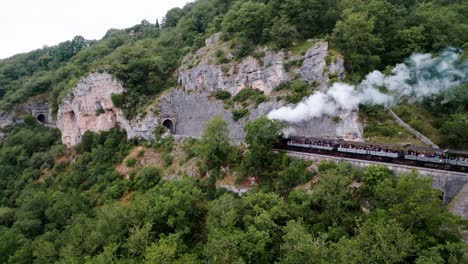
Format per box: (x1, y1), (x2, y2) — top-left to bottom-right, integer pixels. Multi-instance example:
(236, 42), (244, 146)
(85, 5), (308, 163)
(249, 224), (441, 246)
(23, 100), (52, 124)
(156, 89), (363, 142)
(286, 150), (468, 206)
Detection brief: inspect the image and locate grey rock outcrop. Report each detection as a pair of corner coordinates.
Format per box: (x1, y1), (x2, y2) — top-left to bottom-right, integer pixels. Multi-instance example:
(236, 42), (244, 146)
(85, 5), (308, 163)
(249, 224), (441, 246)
(56, 72), (160, 146)
(157, 89), (362, 141)
(0, 114), (17, 129)
(299, 41), (346, 91)
(178, 37), (345, 95)
(56, 36), (359, 147)
(57, 73), (129, 146)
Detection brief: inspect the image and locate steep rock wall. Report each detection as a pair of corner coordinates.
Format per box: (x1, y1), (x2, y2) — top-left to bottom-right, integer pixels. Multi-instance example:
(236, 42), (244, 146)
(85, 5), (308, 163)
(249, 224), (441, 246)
(56, 73), (130, 147)
(56, 72), (161, 146)
(157, 89), (362, 141)
(56, 36), (360, 146)
(56, 73), (362, 147)
(178, 35), (345, 94)
(0, 114), (18, 129)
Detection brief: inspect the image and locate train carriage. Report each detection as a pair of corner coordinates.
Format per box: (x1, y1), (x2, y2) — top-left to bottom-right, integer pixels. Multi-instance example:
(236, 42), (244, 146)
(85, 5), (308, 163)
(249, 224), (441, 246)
(445, 149), (468, 168)
(404, 146), (446, 164)
(286, 137), (338, 152)
(276, 136), (468, 172)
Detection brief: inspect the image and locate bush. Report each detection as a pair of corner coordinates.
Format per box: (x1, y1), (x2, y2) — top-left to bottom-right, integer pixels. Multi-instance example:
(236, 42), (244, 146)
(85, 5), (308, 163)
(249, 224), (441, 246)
(215, 50), (229, 64)
(317, 161), (338, 174)
(111, 93), (125, 108)
(232, 109), (249, 121)
(161, 153), (173, 168)
(134, 166), (161, 190)
(153, 125), (168, 140)
(213, 90), (232, 100)
(125, 157), (137, 167)
(233, 88), (267, 106)
(274, 80), (311, 104)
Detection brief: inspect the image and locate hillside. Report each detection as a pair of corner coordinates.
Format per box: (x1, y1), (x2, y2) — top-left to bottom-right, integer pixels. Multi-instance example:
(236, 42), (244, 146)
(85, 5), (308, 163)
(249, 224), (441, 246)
(0, 0), (468, 263)
(0, 0), (467, 148)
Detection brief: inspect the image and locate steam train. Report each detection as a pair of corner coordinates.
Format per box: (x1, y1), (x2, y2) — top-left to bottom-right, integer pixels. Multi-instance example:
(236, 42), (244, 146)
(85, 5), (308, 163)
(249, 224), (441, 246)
(275, 137), (468, 172)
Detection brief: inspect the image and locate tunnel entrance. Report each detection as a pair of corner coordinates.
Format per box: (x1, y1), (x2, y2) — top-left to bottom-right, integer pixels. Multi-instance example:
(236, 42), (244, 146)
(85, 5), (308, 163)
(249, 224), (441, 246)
(162, 119), (175, 134)
(36, 114), (46, 123)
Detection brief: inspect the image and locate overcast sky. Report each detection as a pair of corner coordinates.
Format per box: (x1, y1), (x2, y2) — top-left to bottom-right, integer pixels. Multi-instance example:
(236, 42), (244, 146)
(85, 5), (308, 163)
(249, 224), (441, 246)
(0, 0), (191, 59)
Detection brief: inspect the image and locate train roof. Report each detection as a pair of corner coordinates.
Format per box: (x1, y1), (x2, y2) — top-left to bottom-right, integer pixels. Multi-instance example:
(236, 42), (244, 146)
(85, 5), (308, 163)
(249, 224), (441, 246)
(405, 145), (445, 153)
(287, 136), (341, 142)
(406, 146), (468, 155)
(445, 149), (468, 156)
(340, 140), (406, 149)
(285, 136), (468, 156)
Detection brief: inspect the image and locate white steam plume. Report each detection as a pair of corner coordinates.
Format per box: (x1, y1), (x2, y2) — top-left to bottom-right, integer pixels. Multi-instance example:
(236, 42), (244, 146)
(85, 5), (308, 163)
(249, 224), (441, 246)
(268, 48), (467, 123)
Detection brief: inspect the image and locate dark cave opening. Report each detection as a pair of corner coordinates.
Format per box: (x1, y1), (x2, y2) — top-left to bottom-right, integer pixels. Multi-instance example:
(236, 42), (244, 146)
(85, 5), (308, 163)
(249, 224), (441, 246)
(162, 119), (175, 134)
(36, 114), (46, 123)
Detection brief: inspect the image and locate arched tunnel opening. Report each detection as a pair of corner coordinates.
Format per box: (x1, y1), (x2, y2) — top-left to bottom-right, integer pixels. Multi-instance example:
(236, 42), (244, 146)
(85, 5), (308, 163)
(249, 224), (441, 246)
(162, 119), (175, 134)
(36, 114), (46, 124)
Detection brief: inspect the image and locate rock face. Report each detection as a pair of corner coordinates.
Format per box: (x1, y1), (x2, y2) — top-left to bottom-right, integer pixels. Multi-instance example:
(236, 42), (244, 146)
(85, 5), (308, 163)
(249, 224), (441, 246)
(56, 72), (162, 146)
(157, 90), (362, 141)
(56, 73), (129, 147)
(178, 36), (345, 95)
(0, 114), (17, 129)
(56, 36), (360, 147)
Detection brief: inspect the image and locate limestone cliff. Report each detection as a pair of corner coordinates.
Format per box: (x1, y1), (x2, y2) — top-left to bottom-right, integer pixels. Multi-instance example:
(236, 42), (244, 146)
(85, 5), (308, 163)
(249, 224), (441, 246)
(178, 33), (345, 94)
(56, 35), (362, 147)
(56, 73), (129, 147)
(56, 73), (162, 146)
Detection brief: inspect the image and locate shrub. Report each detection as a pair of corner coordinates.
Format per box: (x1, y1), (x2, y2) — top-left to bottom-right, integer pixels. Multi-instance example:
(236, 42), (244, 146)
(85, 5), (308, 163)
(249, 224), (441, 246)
(134, 166), (161, 190)
(233, 88), (267, 106)
(126, 157), (137, 167)
(111, 93), (125, 108)
(153, 125), (168, 139)
(332, 116), (341, 123)
(213, 90), (232, 100)
(232, 109), (249, 121)
(215, 49), (230, 64)
(317, 160), (338, 174)
(161, 153), (173, 168)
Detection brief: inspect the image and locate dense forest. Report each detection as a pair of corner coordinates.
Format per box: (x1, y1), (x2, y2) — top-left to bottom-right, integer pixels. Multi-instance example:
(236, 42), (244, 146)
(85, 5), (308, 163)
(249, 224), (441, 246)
(0, 116), (467, 263)
(1, 0), (468, 263)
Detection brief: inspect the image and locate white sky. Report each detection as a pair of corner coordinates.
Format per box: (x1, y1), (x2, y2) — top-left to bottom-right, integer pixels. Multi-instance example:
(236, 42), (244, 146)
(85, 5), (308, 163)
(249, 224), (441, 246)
(0, 0), (191, 59)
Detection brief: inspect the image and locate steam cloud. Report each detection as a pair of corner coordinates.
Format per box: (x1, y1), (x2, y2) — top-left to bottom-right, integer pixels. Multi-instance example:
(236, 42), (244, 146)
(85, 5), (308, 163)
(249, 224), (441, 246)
(268, 48), (467, 123)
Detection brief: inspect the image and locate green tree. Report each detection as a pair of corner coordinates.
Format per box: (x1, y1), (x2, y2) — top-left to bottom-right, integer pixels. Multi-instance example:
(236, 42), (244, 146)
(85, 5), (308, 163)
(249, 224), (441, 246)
(240, 117), (284, 178)
(269, 16), (298, 49)
(332, 218), (416, 264)
(373, 173), (462, 247)
(331, 8), (383, 79)
(279, 220), (329, 264)
(222, 1), (268, 44)
(163, 8), (184, 28)
(199, 116), (232, 171)
(133, 166), (161, 191)
(441, 113), (468, 149)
